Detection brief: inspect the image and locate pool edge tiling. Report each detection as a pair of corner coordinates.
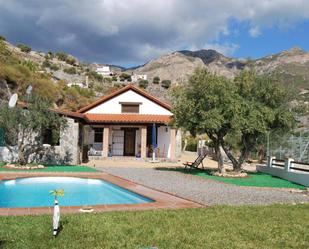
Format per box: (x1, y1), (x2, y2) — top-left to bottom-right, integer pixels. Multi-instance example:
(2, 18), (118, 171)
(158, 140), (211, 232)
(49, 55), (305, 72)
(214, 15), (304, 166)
(0, 172), (203, 216)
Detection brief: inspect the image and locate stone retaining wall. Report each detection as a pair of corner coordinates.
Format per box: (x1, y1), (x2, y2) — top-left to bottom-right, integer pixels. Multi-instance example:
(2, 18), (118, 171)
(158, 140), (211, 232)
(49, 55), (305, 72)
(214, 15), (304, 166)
(0, 117), (80, 165)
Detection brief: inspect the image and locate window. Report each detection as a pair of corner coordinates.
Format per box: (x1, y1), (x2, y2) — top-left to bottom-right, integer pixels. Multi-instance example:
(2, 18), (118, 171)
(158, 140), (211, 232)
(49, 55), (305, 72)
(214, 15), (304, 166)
(94, 128), (103, 143)
(42, 127), (60, 146)
(121, 104), (140, 113)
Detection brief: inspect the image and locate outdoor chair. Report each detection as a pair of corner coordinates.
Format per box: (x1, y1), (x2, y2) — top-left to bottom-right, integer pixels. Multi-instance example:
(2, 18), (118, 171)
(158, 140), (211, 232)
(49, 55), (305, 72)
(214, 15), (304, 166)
(183, 152), (207, 170)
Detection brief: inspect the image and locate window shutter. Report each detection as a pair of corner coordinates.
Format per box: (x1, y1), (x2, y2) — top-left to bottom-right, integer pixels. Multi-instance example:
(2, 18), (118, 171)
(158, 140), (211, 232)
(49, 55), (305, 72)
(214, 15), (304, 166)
(121, 104), (139, 113)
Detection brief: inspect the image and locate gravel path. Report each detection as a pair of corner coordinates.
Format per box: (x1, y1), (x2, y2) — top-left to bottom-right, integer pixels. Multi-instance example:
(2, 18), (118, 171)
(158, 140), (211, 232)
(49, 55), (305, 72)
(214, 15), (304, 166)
(98, 167), (309, 206)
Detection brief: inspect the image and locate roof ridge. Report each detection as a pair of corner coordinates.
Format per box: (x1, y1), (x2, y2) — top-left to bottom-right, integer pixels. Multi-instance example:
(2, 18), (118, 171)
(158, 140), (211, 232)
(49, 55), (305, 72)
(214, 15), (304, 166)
(77, 84), (171, 113)
(85, 113), (171, 116)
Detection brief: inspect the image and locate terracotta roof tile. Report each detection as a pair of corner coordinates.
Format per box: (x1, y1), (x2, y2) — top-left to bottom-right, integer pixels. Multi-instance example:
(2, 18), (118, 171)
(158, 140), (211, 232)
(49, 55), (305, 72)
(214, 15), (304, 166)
(53, 109), (85, 119)
(84, 113), (171, 124)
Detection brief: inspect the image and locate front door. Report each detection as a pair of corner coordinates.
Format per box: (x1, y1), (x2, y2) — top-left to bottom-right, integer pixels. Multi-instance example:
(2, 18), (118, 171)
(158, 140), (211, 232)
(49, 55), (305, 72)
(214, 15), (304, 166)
(112, 130), (124, 156)
(124, 129), (136, 156)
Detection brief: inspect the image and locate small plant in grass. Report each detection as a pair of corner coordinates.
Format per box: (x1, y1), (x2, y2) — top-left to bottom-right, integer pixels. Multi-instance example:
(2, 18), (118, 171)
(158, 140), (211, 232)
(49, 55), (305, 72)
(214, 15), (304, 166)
(49, 189), (65, 200)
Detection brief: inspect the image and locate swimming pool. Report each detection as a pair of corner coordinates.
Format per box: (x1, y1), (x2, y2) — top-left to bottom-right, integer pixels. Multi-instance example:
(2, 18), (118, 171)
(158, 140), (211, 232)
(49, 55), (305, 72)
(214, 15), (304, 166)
(0, 177), (153, 208)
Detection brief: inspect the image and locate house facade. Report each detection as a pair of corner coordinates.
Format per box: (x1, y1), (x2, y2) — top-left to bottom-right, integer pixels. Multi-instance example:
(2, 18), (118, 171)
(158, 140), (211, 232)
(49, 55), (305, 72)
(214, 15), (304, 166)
(131, 74), (148, 82)
(96, 66), (112, 77)
(78, 84), (181, 162)
(0, 84), (181, 165)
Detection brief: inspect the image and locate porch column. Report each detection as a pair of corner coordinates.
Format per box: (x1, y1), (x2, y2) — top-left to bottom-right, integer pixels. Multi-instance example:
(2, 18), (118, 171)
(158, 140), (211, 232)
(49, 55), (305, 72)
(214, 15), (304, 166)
(141, 126), (147, 159)
(102, 126), (110, 158)
(170, 128), (177, 161)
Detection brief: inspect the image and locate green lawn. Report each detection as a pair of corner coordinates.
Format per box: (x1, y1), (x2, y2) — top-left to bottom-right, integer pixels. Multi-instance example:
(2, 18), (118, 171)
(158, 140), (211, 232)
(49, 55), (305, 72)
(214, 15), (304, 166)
(158, 168), (306, 190)
(0, 205), (309, 249)
(0, 164), (98, 173)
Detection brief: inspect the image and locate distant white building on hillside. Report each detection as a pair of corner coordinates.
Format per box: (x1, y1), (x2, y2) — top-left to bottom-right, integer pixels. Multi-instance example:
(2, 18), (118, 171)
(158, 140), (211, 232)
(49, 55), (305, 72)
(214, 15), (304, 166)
(131, 74), (147, 82)
(67, 82), (88, 88)
(96, 66), (112, 76)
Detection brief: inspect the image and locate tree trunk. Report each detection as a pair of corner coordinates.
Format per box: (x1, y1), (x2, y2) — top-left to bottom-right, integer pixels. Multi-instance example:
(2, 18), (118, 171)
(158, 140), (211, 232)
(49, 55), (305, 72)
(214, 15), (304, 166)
(220, 137), (251, 172)
(220, 144), (237, 170)
(18, 149), (27, 165)
(207, 132), (226, 174)
(214, 143), (225, 174)
(17, 143), (27, 165)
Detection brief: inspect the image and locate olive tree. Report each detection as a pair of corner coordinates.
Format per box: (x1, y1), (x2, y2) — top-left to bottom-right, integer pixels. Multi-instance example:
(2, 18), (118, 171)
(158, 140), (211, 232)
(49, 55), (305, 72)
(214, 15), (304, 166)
(220, 70), (295, 171)
(0, 95), (67, 165)
(172, 68), (238, 173)
(172, 68), (294, 173)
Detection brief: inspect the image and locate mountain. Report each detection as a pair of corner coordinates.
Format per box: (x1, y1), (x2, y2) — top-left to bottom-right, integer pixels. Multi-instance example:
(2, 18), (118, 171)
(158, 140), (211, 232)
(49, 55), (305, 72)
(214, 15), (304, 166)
(1, 36), (309, 112)
(129, 49), (246, 83)
(129, 47), (309, 91)
(128, 52), (205, 85)
(252, 47), (309, 89)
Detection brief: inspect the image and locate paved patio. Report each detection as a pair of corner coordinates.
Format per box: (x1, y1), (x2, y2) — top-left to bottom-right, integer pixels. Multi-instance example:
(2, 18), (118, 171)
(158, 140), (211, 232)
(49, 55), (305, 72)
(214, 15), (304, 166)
(84, 152), (256, 171)
(93, 154), (309, 206)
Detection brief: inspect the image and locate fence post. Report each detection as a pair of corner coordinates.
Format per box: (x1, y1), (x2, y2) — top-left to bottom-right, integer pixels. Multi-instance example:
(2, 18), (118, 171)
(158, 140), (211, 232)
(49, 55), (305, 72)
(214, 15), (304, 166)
(285, 158), (294, 172)
(268, 156), (275, 167)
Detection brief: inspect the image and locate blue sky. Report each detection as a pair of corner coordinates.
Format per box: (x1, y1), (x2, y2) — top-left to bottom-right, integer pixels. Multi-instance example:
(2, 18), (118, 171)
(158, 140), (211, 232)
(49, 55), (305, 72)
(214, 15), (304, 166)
(226, 19), (309, 59)
(0, 0), (309, 67)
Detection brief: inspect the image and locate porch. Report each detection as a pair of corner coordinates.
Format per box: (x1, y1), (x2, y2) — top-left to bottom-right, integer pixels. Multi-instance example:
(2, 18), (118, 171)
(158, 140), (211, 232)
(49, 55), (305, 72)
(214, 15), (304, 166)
(82, 124), (178, 161)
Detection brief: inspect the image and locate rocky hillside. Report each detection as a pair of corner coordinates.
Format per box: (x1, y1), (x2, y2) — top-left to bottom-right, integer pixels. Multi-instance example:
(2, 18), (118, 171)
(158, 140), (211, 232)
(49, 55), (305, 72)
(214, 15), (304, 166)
(0, 39), (126, 110)
(128, 52), (205, 85)
(130, 47), (309, 92)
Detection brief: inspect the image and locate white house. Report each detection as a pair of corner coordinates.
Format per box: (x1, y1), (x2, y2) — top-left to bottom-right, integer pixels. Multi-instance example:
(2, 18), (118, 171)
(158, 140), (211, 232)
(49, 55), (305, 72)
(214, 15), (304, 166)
(67, 82), (88, 88)
(131, 74), (147, 83)
(96, 66), (112, 77)
(78, 84), (181, 160)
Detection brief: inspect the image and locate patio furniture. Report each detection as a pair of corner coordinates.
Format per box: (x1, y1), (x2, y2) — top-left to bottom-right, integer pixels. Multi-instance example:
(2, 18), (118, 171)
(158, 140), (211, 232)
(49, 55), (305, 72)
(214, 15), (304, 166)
(88, 147), (102, 156)
(183, 152), (207, 170)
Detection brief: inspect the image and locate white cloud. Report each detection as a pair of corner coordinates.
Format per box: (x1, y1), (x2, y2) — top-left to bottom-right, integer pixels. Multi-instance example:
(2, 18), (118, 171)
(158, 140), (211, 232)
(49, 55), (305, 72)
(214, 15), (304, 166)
(0, 0), (309, 64)
(249, 26), (261, 38)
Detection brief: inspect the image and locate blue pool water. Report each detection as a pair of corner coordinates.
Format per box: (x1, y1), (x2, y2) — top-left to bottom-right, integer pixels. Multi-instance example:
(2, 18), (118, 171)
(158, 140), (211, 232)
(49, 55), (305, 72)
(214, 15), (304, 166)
(0, 177), (152, 208)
